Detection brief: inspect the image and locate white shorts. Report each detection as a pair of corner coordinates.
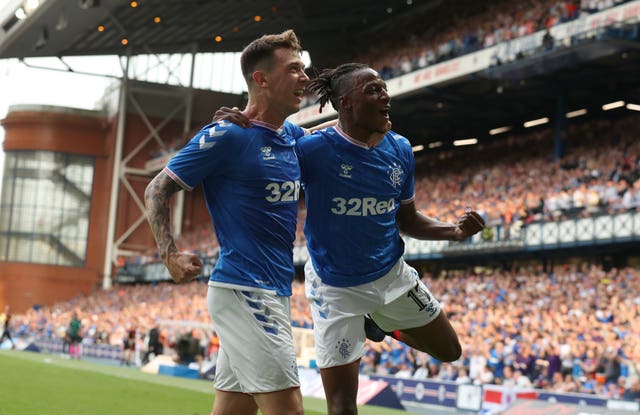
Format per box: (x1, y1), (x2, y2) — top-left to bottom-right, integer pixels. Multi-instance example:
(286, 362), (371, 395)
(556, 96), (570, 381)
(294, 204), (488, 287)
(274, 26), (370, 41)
(305, 258), (442, 369)
(206, 286), (300, 393)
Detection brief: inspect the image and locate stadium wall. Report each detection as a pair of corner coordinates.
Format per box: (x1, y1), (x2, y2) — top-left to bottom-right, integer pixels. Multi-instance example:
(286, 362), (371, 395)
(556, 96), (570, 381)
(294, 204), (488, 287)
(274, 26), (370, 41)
(0, 105), (208, 311)
(0, 105), (112, 311)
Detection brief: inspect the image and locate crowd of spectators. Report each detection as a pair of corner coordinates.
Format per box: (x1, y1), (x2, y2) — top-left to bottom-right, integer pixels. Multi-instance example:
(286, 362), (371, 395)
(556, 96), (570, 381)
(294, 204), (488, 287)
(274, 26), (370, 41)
(6, 281), (213, 367)
(362, 263), (640, 403)
(413, 114), (640, 236)
(133, 0), (640, 261)
(365, 0), (633, 77)
(151, 113), (639, 258)
(4, 261), (640, 402)
(142, 0), (636, 165)
(2, 0), (639, 406)
(108, 1), (640, 393)
(297, 0), (633, 108)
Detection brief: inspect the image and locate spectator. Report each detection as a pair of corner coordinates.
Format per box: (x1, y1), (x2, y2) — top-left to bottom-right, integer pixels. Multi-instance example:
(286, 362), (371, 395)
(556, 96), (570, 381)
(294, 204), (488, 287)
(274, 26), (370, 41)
(542, 29), (555, 50)
(0, 306), (15, 349)
(67, 311), (82, 360)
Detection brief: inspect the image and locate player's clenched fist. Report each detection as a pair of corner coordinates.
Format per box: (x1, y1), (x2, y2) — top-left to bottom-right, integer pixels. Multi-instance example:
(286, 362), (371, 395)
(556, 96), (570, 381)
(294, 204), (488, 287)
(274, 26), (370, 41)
(163, 252), (202, 284)
(454, 208), (486, 240)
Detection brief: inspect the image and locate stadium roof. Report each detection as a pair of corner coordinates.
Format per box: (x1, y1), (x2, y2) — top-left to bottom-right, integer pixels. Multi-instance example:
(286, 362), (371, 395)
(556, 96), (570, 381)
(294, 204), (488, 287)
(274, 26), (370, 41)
(0, 0), (438, 67)
(2, 0), (640, 148)
(390, 39), (640, 147)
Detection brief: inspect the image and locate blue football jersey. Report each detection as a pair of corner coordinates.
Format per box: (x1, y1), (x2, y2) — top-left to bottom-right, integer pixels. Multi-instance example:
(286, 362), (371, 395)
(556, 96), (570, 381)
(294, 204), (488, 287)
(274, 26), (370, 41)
(165, 120), (305, 296)
(296, 126), (415, 287)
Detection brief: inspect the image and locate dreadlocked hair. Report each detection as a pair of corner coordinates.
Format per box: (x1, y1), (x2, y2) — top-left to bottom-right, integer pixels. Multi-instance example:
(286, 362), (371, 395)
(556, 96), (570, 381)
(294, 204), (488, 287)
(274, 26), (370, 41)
(307, 63), (369, 113)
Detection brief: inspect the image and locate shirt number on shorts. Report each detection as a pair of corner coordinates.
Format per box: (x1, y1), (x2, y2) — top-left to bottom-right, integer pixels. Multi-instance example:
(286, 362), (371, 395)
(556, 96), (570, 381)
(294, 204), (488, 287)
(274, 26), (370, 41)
(408, 282), (438, 316)
(265, 180), (300, 202)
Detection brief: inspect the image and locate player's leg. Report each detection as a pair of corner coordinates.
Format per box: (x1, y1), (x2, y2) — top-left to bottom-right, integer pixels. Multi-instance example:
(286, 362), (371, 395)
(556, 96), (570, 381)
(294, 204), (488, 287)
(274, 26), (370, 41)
(210, 348), (259, 415)
(210, 390), (258, 415)
(0, 329), (13, 349)
(304, 260), (372, 415)
(370, 259), (462, 363)
(253, 387), (304, 415)
(207, 286), (303, 415)
(71, 339), (76, 358)
(396, 311), (461, 362)
(319, 360), (360, 415)
(121, 341), (128, 365)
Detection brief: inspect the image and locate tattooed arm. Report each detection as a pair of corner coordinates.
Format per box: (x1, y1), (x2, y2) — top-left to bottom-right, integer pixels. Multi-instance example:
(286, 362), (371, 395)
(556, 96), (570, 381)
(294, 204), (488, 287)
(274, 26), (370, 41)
(144, 171), (202, 283)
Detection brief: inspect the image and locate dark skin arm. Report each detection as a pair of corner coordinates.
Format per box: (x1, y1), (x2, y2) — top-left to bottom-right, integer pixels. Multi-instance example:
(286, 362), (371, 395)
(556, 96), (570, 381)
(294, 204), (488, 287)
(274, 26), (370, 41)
(144, 171), (202, 283)
(396, 201), (485, 241)
(213, 107), (251, 127)
(211, 109), (481, 238)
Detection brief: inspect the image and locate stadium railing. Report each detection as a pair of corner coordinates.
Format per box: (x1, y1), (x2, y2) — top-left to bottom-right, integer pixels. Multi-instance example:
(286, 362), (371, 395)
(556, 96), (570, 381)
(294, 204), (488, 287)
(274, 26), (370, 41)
(34, 336), (123, 361)
(117, 210), (640, 282)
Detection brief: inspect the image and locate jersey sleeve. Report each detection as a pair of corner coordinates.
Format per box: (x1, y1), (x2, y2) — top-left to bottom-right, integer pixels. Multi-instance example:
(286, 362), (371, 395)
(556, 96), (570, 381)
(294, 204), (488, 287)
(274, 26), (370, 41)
(164, 122), (240, 191)
(294, 130), (323, 186)
(283, 120), (306, 141)
(394, 132), (415, 203)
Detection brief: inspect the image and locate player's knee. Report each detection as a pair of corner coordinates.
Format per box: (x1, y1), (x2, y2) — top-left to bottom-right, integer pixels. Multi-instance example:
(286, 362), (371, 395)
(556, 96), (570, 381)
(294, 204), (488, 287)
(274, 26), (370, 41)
(325, 391), (358, 415)
(423, 335), (461, 363)
(445, 340), (462, 362)
(273, 398), (304, 415)
(328, 400), (357, 415)
(438, 338), (462, 362)
(280, 407), (304, 415)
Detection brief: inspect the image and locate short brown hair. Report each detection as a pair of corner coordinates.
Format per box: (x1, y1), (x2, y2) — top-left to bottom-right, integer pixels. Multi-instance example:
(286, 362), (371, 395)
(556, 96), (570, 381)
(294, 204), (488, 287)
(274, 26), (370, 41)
(240, 30), (302, 83)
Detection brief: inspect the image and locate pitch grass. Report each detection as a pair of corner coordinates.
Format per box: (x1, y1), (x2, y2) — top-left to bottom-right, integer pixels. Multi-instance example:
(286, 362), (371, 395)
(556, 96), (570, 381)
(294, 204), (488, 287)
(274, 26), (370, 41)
(0, 350), (406, 415)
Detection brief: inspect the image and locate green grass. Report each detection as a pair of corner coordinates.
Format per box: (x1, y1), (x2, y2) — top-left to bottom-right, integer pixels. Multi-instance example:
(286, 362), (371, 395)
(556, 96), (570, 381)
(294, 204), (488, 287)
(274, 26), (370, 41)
(0, 351), (406, 415)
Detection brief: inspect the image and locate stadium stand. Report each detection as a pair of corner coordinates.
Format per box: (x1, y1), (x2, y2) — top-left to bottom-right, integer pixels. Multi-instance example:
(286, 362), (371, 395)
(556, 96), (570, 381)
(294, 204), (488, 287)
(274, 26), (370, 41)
(137, 112), (639, 260)
(298, 0), (635, 107)
(5, 261), (640, 402)
(1, 0), (640, 413)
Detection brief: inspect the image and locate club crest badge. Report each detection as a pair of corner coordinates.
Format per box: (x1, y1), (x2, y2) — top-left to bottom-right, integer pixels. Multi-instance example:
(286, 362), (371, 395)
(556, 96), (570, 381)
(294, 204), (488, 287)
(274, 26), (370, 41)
(388, 163), (403, 189)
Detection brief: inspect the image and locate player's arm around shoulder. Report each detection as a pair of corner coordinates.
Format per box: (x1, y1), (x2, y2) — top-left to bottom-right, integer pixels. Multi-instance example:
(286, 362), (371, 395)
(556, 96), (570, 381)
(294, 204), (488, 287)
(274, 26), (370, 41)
(211, 105), (336, 137)
(302, 118), (337, 135)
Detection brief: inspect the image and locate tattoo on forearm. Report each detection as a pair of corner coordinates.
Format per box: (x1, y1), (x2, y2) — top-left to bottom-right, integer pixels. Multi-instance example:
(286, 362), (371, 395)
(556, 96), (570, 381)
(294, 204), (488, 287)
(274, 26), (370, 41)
(144, 172), (182, 258)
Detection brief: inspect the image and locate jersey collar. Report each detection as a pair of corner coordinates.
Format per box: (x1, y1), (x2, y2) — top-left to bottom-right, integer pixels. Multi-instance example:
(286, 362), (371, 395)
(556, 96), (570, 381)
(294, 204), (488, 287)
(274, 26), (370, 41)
(334, 125), (378, 149)
(251, 119), (284, 135)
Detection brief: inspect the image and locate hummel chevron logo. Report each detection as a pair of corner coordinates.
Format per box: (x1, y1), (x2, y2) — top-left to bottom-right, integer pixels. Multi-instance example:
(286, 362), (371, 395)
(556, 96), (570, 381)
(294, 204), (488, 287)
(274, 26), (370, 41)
(199, 135), (216, 149)
(209, 125), (227, 137)
(199, 125), (227, 149)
